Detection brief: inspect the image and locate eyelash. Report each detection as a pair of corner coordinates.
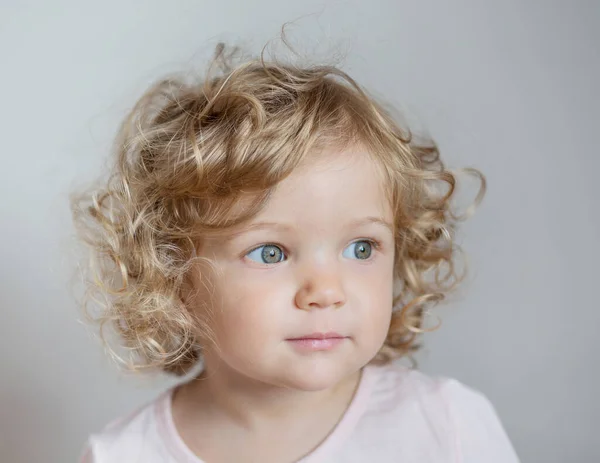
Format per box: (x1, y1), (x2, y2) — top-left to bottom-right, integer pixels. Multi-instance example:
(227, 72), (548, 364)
(243, 238), (383, 265)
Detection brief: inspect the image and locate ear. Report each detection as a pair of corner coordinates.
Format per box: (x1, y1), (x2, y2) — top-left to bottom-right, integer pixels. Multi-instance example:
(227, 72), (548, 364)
(179, 256), (217, 312)
(179, 264), (199, 309)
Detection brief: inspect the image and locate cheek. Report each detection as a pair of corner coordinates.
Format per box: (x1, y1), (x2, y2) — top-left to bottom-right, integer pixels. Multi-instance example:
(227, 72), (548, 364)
(208, 269), (289, 346)
(353, 261), (395, 337)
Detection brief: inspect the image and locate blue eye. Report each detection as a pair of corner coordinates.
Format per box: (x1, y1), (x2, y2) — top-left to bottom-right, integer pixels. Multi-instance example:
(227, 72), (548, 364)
(246, 244), (286, 264)
(342, 240), (374, 260)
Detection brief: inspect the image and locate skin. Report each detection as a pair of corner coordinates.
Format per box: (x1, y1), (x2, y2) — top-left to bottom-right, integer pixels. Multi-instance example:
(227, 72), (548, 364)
(172, 145), (396, 462)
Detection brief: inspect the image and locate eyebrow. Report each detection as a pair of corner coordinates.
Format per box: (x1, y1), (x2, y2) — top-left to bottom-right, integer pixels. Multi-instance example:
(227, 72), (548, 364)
(221, 216), (394, 241)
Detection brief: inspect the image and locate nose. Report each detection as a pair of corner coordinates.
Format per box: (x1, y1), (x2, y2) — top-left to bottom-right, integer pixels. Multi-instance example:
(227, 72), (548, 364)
(294, 265), (347, 311)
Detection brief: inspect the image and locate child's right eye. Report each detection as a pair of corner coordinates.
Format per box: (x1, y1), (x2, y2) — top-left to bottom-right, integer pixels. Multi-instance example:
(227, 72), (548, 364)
(246, 244), (287, 264)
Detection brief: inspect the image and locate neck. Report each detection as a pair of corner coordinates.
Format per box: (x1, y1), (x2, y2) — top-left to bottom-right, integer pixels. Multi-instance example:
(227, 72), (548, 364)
(176, 355), (361, 433)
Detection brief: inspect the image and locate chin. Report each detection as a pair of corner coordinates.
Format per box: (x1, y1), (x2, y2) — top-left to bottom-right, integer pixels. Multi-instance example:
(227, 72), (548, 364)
(275, 358), (359, 392)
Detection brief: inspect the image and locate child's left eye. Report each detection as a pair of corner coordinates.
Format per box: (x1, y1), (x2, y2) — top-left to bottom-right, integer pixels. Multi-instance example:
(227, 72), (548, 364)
(342, 240), (376, 260)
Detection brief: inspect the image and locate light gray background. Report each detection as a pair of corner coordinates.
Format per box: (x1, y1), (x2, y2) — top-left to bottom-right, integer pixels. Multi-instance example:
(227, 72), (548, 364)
(1, 1), (598, 462)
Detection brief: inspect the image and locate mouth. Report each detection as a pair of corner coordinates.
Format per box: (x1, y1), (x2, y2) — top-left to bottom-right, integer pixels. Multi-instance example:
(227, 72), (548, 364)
(286, 332), (349, 351)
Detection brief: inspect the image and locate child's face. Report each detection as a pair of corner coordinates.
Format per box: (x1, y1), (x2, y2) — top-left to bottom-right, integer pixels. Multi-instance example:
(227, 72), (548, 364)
(191, 146), (395, 391)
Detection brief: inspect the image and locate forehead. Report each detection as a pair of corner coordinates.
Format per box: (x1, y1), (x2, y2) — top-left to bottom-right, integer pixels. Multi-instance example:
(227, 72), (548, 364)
(201, 146), (396, 250)
(257, 146), (391, 222)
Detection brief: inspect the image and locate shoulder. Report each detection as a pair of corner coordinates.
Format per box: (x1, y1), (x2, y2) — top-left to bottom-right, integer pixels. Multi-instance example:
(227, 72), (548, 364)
(80, 390), (176, 463)
(436, 377), (520, 462)
(363, 363), (520, 462)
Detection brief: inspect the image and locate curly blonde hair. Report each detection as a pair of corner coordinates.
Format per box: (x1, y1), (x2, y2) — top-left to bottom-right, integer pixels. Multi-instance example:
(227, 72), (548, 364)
(71, 43), (484, 376)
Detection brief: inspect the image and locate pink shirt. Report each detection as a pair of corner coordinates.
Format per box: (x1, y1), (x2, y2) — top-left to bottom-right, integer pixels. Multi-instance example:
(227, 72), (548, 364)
(82, 363), (519, 462)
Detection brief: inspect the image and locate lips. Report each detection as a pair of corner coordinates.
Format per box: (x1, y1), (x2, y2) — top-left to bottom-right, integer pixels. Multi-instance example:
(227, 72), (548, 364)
(286, 332), (348, 352)
(287, 332), (345, 341)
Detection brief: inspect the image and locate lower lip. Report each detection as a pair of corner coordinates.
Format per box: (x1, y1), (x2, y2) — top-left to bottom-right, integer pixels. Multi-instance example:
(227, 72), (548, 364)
(286, 337), (347, 352)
